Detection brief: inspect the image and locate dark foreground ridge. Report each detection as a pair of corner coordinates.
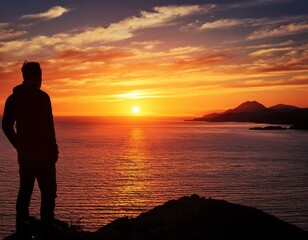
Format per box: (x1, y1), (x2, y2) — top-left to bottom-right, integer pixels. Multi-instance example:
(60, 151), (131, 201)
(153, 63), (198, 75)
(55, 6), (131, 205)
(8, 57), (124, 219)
(4, 195), (308, 240)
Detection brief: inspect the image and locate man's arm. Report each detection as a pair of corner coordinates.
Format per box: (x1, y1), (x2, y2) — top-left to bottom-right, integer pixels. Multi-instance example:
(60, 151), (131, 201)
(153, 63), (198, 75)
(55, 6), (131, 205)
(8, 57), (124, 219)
(45, 94), (59, 161)
(2, 96), (17, 149)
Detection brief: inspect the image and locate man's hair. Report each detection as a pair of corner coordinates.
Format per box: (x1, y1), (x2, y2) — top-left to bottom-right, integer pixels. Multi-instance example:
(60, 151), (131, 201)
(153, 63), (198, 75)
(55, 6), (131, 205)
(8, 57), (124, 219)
(21, 61), (42, 82)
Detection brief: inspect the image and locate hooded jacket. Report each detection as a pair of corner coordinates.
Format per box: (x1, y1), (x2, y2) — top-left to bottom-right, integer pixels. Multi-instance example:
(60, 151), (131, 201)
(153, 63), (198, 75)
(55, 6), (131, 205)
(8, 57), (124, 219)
(2, 82), (58, 158)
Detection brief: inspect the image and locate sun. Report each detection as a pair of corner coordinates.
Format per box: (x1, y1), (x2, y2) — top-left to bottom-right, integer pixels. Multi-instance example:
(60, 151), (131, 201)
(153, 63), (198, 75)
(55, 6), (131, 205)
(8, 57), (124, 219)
(132, 106), (141, 114)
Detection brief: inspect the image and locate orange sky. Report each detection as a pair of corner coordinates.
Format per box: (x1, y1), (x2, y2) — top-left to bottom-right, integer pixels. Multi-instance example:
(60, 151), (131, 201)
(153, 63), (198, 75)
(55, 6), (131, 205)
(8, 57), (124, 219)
(1, 1), (307, 116)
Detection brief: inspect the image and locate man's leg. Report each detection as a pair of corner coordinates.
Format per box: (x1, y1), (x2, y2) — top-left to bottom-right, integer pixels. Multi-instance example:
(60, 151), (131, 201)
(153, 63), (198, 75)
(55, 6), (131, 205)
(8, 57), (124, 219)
(36, 161), (57, 239)
(16, 158), (35, 238)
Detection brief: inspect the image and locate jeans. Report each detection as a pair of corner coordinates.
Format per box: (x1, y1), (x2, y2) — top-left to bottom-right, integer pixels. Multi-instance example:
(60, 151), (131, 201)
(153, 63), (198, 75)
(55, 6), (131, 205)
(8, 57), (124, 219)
(16, 153), (57, 227)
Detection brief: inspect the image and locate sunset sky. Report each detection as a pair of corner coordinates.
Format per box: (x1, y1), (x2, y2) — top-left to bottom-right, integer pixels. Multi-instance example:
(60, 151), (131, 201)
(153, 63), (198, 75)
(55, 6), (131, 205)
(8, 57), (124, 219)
(0, 0), (307, 116)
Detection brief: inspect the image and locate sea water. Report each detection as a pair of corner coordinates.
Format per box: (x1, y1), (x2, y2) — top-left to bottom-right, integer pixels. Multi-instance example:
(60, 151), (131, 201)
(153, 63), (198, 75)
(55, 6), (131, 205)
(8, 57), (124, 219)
(0, 117), (307, 238)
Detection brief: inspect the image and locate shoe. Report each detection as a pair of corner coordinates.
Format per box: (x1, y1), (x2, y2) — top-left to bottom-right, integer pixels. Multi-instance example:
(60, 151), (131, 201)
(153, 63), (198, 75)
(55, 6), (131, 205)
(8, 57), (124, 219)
(16, 221), (32, 240)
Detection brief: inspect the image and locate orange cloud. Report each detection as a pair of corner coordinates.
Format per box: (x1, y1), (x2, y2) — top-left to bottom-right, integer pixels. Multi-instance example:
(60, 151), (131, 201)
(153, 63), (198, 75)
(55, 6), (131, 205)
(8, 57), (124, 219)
(258, 52), (308, 73)
(56, 48), (134, 62)
(224, 76), (308, 89)
(171, 54), (229, 70)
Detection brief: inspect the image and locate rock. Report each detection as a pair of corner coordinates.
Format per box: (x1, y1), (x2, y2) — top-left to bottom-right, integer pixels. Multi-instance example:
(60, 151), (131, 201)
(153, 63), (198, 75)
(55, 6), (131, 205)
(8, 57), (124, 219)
(93, 195), (308, 240)
(249, 126), (288, 130)
(289, 123), (308, 130)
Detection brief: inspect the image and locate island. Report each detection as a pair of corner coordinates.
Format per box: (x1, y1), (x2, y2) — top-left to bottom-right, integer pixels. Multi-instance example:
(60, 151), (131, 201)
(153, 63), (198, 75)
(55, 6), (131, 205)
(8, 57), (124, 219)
(4, 195), (308, 240)
(191, 101), (308, 130)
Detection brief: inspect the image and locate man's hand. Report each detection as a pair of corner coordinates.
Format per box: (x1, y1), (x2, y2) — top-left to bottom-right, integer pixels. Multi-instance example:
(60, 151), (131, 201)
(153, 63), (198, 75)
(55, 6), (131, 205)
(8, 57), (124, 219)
(51, 152), (58, 163)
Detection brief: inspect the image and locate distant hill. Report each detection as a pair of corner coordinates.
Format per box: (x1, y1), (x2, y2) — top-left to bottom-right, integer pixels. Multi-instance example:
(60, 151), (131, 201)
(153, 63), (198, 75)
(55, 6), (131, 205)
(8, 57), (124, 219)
(269, 104), (299, 112)
(201, 112), (220, 119)
(193, 101), (308, 129)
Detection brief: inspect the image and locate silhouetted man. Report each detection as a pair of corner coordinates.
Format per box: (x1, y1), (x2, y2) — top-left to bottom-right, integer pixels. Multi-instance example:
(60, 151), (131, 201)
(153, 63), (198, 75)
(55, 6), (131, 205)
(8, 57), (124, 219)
(2, 61), (58, 240)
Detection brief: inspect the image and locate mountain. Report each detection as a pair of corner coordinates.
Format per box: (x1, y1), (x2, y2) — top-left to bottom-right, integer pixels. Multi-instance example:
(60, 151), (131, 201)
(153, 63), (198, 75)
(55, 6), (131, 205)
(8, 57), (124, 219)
(226, 101), (267, 113)
(269, 104), (299, 112)
(201, 112), (220, 119)
(193, 101), (308, 127)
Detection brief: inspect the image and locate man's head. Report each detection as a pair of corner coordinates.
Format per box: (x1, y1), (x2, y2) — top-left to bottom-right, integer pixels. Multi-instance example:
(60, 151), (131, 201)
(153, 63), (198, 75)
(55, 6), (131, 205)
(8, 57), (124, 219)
(21, 61), (42, 88)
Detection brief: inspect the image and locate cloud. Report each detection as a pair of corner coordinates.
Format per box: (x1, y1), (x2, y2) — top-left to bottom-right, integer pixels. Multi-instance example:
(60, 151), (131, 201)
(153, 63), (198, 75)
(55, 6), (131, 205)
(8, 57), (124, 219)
(171, 54), (229, 71)
(198, 18), (269, 31)
(0, 22), (27, 40)
(254, 48), (308, 73)
(114, 90), (163, 101)
(200, 19), (243, 30)
(195, 16), (308, 39)
(21, 6), (70, 20)
(130, 45), (205, 61)
(0, 5), (205, 58)
(199, 16), (307, 30)
(0, 23), (9, 28)
(132, 41), (162, 50)
(244, 40), (294, 50)
(249, 47), (293, 57)
(225, 0), (291, 9)
(247, 22), (308, 40)
(109, 5), (205, 33)
(226, 76), (308, 89)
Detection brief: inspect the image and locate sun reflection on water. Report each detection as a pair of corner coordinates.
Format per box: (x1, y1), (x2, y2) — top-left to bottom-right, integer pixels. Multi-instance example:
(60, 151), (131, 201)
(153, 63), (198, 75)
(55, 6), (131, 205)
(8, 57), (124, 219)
(113, 127), (151, 216)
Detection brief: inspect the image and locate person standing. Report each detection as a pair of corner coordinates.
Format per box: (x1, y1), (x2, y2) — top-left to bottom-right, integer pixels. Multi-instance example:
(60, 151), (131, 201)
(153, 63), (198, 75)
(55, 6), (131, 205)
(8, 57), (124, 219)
(2, 61), (58, 239)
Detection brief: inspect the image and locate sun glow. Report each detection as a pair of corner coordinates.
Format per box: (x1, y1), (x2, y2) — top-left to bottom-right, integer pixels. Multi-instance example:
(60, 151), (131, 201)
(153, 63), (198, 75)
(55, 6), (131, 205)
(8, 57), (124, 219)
(132, 106), (141, 114)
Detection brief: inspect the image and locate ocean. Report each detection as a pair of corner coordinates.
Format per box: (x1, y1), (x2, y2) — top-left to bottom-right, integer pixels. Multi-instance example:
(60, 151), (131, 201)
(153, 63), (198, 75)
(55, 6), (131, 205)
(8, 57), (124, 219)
(0, 117), (308, 238)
